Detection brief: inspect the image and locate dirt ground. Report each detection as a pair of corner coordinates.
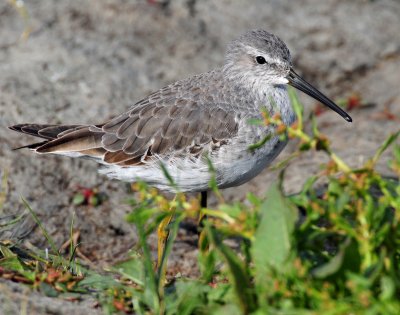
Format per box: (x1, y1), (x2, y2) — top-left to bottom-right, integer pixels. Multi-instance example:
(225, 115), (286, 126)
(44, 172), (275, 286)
(1, 0), (400, 313)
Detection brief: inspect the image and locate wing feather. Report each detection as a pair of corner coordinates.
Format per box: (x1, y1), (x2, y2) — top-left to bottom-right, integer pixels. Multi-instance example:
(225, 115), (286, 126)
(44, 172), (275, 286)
(10, 72), (240, 167)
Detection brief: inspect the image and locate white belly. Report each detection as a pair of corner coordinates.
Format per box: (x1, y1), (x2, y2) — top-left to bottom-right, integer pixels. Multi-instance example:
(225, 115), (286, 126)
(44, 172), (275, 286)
(100, 86), (295, 192)
(99, 132), (288, 193)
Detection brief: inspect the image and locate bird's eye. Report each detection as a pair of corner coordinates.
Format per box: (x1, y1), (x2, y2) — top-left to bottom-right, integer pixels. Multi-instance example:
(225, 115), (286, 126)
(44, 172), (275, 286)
(256, 56), (266, 64)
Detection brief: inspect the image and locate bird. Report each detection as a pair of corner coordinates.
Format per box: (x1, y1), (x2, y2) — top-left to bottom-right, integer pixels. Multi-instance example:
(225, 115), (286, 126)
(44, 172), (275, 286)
(9, 29), (352, 265)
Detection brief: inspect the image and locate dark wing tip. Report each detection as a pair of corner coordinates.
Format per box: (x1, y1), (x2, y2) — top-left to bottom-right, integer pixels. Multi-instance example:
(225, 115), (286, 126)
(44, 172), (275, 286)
(9, 124), (49, 150)
(8, 124), (24, 132)
(12, 141), (48, 151)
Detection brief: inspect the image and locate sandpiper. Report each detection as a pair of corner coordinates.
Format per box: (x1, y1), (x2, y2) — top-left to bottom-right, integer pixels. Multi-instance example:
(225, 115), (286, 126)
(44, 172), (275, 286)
(9, 29), (351, 192)
(9, 29), (352, 261)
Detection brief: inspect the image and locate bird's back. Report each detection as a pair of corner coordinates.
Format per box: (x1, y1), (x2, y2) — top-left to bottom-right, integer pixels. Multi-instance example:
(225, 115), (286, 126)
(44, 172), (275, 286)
(9, 67), (293, 192)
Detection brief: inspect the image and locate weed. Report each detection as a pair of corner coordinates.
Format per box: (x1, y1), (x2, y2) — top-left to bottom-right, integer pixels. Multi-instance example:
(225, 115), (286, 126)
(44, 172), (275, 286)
(1, 91), (399, 314)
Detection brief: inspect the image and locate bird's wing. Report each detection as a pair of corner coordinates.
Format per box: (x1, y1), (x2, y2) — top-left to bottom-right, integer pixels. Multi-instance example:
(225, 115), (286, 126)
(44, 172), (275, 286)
(25, 80), (239, 166)
(99, 97), (238, 165)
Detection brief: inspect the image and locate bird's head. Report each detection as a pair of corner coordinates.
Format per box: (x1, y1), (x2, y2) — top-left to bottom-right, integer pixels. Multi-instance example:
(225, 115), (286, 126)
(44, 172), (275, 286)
(224, 29), (352, 122)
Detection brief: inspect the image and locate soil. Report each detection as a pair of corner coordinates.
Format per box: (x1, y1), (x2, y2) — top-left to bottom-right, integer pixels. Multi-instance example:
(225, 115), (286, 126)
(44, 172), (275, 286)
(0, 0), (399, 313)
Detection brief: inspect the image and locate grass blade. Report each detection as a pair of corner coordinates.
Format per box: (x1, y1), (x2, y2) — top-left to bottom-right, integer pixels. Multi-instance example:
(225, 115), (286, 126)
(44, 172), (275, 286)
(288, 87), (304, 129)
(0, 170), (8, 212)
(371, 131), (400, 165)
(21, 197), (59, 255)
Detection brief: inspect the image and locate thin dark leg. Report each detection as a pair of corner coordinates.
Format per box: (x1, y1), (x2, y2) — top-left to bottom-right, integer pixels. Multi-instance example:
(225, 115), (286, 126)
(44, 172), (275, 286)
(199, 191), (207, 228)
(198, 191), (208, 250)
(201, 191), (207, 208)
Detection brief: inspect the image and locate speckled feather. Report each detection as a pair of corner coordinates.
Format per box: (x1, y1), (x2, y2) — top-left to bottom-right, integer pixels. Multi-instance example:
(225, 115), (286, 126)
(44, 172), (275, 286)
(9, 30), (298, 192)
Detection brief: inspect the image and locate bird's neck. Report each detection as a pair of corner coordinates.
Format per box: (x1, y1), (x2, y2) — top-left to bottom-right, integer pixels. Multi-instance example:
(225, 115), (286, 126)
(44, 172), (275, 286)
(221, 65), (276, 97)
(218, 66), (295, 125)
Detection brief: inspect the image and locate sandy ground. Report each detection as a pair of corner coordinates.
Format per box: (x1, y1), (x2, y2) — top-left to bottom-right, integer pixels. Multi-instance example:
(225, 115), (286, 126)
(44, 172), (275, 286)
(0, 0), (399, 313)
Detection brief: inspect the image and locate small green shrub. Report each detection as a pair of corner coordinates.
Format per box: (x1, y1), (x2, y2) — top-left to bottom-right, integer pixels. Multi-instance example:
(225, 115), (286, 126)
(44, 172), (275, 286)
(1, 90), (399, 314)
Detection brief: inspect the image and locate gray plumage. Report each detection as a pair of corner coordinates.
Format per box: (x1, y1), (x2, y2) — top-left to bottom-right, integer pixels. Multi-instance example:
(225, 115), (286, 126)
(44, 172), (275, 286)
(9, 29), (351, 192)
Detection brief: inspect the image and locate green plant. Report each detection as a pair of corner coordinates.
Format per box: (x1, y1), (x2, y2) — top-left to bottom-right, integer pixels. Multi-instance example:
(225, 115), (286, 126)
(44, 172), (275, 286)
(1, 90), (399, 314)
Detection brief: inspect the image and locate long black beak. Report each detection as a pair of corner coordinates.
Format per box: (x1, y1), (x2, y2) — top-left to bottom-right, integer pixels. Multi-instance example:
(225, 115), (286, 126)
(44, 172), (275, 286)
(287, 68), (352, 122)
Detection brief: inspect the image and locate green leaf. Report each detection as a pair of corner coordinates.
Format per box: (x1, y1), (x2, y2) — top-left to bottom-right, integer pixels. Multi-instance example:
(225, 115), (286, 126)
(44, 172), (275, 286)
(206, 225), (257, 314)
(0, 245), (25, 272)
(246, 118), (264, 126)
(311, 113), (320, 137)
(112, 253), (144, 286)
(166, 280), (211, 315)
(72, 193), (85, 205)
(252, 183), (297, 274)
(288, 87), (304, 128)
(248, 134), (273, 151)
(0, 257), (25, 273)
(39, 282), (59, 297)
(212, 304), (242, 315)
(247, 192), (262, 207)
(0, 244), (16, 258)
(125, 205), (160, 226)
(380, 276), (395, 301)
(78, 272), (118, 290)
(198, 243), (216, 282)
(88, 195), (99, 206)
(312, 238), (361, 279)
(135, 223), (160, 313)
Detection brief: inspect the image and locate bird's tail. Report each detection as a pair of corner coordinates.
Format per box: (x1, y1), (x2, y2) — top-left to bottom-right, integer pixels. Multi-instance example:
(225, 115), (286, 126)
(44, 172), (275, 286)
(9, 124), (84, 140)
(8, 123), (106, 158)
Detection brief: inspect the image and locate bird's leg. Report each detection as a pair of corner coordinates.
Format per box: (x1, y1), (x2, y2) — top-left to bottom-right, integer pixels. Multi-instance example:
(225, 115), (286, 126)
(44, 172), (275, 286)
(201, 191), (207, 209)
(157, 196), (175, 269)
(198, 191), (208, 250)
(198, 191), (207, 225)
